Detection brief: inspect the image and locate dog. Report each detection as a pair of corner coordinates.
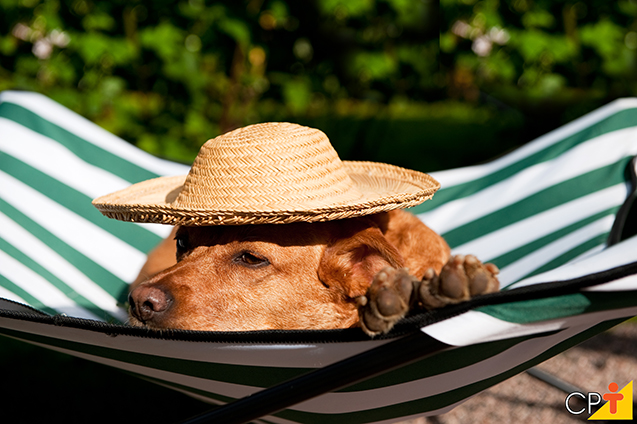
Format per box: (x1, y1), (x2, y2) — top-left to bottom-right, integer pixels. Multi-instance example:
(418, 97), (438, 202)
(93, 122), (499, 336)
(127, 209), (499, 335)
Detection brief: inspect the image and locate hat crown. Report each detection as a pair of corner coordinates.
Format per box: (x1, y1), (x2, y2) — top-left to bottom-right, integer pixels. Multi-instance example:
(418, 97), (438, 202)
(174, 122), (360, 211)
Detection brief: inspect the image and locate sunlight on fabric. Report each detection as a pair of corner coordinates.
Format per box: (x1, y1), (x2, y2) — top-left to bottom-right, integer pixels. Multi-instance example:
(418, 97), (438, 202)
(0, 249), (102, 319)
(452, 184), (628, 261)
(0, 212), (127, 320)
(0, 170), (147, 283)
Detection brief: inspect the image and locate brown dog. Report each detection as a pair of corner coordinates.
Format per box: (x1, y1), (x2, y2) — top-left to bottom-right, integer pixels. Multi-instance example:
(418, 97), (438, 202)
(91, 122), (500, 335)
(128, 209), (499, 335)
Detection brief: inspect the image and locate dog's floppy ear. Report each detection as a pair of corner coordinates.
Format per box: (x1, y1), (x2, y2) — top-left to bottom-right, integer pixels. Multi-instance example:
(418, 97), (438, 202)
(318, 219), (405, 300)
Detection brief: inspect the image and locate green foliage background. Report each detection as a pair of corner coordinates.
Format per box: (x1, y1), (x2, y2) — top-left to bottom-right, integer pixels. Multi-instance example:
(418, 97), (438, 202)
(5, 0), (636, 171)
(3, 0), (637, 169)
(2, 0), (451, 166)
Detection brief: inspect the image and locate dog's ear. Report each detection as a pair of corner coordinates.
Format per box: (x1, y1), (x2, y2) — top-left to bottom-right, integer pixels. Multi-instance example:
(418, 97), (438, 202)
(318, 220), (405, 300)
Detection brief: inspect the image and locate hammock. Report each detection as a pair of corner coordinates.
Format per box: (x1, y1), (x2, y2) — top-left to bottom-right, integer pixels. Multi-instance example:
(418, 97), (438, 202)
(1, 90), (636, 424)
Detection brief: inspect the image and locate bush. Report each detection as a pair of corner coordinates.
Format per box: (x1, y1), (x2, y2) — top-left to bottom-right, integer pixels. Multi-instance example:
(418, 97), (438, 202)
(2, 0), (636, 168)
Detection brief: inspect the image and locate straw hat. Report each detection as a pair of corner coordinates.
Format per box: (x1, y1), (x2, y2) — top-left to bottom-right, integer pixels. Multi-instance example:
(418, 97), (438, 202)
(92, 122), (440, 226)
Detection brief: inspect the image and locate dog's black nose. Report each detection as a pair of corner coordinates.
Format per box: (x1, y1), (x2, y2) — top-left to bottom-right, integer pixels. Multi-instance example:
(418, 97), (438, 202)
(129, 285), (172, 323)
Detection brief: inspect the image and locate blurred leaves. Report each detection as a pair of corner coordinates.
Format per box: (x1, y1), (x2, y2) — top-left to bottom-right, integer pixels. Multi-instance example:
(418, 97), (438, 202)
(0, 0), (444, 164)
(1, 0), (637, 168)
(441, 0), (637, 117)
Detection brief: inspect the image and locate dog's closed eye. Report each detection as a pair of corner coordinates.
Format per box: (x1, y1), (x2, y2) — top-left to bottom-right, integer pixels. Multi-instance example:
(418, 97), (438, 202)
(234, 251), (270, 268)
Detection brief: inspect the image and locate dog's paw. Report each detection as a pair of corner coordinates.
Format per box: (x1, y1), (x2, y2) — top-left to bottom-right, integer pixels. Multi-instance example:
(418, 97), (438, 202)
(418, 254), (499, 309)
(358, 267), (419, 337)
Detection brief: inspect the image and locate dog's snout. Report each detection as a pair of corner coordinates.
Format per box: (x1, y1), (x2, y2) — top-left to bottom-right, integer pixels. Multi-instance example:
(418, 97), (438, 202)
(129, 285), (172, 323)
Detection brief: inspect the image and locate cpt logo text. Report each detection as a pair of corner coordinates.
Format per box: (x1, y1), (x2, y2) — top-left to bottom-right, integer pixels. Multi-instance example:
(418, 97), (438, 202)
(565, 381), (633, 420)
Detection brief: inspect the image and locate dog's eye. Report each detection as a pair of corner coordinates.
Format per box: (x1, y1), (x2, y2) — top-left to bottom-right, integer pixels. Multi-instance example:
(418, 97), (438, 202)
(174, 233), (189, 254)
(235, 251), (269, 268)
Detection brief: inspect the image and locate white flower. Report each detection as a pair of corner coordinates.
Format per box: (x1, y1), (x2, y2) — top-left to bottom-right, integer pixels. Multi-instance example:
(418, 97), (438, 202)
(451, 20), (509, 57)
(472, 36), (493, 57)
(452, 21), (472, 38)
(12, 23), (32, 41)
(32, 39), (53, 59)
(12, 23), (70, 59)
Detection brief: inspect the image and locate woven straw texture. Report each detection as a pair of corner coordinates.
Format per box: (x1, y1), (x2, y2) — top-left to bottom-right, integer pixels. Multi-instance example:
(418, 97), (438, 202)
(93, 122), (440, 225)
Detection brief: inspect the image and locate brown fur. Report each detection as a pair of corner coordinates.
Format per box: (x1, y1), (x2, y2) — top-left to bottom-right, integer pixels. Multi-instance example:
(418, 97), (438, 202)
(129, 209), (451, 332)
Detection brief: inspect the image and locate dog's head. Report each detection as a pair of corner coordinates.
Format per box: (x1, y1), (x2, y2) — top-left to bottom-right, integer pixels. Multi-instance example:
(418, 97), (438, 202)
(128, 214), (405, 331)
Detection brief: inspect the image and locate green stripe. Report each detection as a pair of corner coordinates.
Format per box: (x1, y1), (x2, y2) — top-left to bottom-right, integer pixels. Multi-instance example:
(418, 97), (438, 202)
(493, 208), (617, 273)
(115, 320), (627, 423)
(0, 198), (128, 302)
(340, 334), (533, 392)
(442, 159), (630, 248)
(1, 152), (162, 254)
(523, 234), (609, 280)
(0, 102), (160, 184)
(0, 326), (574, 424)
(410, 108), (637, 215)
(479, 293), (592, 324)
(0, 274), (56, 316)
(333, 286), (632, 390)
(0, 318), (627, 423)
(477, 289), (637, 324)
(0, 326), (312, 388)
(0, 236), (120, 322)
(257, 320), (623, 423)
(0, 322), (553, 394)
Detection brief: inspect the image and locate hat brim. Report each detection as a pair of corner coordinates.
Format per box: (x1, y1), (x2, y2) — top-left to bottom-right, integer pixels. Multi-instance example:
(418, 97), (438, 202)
(92, 161), (440, 226)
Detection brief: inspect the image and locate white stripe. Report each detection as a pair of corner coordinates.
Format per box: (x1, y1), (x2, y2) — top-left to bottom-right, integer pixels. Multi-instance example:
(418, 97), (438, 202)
(0, 319), (589, 418)
(3, 306), (635, 416)
(270, 307), (637, 413)
(423, 310), (562, 346)
(0, 118), (133, 199)
(0, 249), (101, 319)
(566, 243), (606, 264)
(0, 117), (171, 238)
(0, 90), (190, 176)
(422, 305), (637, 347)
(0, 211), (127, 321)
(0, 170), (147, 283)
(429, 97), (637, 188)
(421, 127), (637, 235)
(510, 233), (637, 289)
(0, 316), (595, 415)
(323, 321), (605, 418)
(0, 297), (392, 367)
(585, 273), (637, 292)
(451, 184), (628, 261)
(498, 215), (616, 286)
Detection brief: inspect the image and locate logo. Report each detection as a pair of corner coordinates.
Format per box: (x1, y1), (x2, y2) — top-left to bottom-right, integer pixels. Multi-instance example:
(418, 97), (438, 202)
(565, 381), (633, 420)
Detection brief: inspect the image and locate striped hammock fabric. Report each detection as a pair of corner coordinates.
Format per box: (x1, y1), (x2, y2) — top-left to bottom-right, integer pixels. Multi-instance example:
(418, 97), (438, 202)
(1, 90), (637, 424)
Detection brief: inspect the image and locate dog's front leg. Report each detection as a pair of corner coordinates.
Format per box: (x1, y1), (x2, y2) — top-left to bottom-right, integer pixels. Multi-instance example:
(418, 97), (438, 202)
(358, 255), (499, 336)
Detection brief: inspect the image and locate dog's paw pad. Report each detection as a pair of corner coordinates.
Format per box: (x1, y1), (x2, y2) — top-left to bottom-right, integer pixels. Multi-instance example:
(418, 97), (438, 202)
(376, 287), (405, 316)
(359, 267), (418, 336)
(419, 255), (499, 309)
(438, 256), (469, 300)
